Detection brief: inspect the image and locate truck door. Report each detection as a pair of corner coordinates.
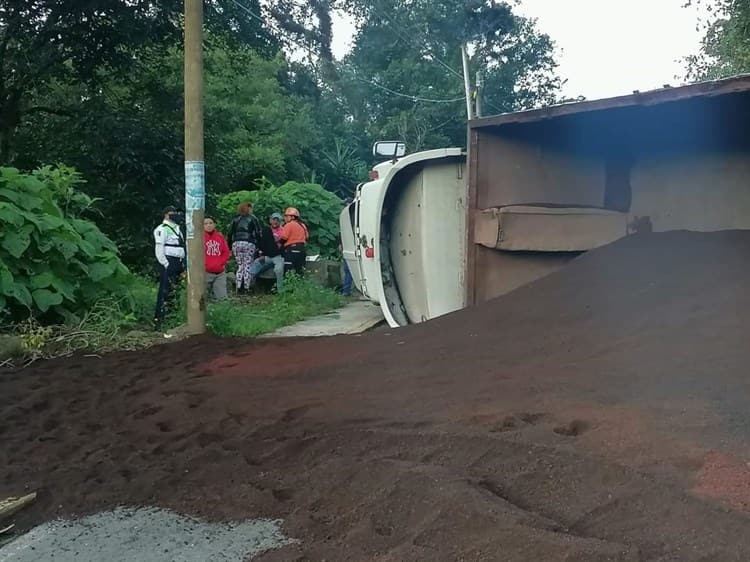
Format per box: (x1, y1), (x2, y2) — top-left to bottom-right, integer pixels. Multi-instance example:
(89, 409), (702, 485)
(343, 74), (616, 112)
(340, 183), (366, 294)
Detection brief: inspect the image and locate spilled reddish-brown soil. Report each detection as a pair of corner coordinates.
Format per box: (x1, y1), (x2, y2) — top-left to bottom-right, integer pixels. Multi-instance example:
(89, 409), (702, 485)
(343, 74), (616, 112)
(4, 230), (750, 560)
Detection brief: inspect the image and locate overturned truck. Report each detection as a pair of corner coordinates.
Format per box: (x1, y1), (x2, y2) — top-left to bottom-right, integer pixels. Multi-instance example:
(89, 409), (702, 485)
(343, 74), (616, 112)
(341, 75), (750, 327)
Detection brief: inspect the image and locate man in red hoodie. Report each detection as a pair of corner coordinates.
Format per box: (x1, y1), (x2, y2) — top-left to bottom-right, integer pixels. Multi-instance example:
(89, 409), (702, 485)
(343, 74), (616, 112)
(203, 217), (231, 301)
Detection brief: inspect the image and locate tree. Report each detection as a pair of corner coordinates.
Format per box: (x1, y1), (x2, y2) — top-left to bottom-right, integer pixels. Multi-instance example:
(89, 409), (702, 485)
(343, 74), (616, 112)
(6, 0), (562, 273)
(337, 0), (560, 150)
(685, 0), (750, 80)
(14, 40), (317, 269)
(0, 1), (173, 162)
(0, 0), (285, 164)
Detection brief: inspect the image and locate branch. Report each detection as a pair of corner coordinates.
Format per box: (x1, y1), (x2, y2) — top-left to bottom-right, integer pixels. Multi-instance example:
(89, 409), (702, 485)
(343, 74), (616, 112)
(267, 6), (314, 41)
(0, 493), (37, 521)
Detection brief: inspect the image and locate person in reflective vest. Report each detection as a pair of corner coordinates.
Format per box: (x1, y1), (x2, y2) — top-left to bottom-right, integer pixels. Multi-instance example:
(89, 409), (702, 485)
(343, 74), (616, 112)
(153, 206), (185, 328)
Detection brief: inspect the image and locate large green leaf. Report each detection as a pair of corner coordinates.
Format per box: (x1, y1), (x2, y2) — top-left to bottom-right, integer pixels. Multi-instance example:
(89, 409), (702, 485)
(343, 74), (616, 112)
(10, 283), (32, 308)
(0, 202), (24, 227)
(88, 261), (116, 282)
(69, 258), (90, 275)
(0, 265), (14, 296)
(34, 214), (66, 232)
(0, 187), (43, 211)
(51, 277), (76, 301)
(30, 271), (57, 289)
(32, 289), (64, 313)
(58, 239), (79, 260)
(77, 240), (97, 258)
(1, 227), (32, 258)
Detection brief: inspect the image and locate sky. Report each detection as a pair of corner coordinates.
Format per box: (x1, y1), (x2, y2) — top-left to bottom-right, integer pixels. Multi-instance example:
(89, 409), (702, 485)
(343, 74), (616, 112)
(331, 0), (711, 101)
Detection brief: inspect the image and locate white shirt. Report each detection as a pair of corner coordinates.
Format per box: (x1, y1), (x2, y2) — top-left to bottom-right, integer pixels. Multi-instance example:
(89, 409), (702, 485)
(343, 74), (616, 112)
(154, 220), (185, 267)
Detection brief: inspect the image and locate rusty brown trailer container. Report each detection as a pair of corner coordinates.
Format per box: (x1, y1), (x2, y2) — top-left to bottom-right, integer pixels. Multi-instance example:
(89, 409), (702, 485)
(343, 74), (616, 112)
(466, 75), (750, 306)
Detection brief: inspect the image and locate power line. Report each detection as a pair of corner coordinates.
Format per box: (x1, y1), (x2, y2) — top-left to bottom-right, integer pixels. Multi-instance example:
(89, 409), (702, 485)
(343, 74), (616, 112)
(229, 0), (505, 116)
(353, 76), (464, 103)
(228, 0), (265, 26)
(229, 0), (465, 105)
(233, 0), (466, 86)
(359, 0), (507, 116)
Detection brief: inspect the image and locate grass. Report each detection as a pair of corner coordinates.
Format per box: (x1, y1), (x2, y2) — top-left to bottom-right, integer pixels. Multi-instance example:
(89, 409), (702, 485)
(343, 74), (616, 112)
(1, 279), (161, 366)
(206, 274), (345, 337)
(1, 273), (345, 367)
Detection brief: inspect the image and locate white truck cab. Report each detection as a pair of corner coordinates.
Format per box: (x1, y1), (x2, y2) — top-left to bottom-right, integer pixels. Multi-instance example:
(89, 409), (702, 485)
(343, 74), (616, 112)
(340, 143), (467, 328)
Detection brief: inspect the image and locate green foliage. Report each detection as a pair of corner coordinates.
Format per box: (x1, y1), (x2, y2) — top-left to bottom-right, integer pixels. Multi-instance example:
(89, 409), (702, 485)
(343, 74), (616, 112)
(686, 0), (750, 80)
(318, 139), (368, 197)
(0, 166), (135, 322)
(6, 297), (159, 366)
(338, 0), (560, 149)
(149, 41), (317, 190)
(217, 181), (343, 257)
(15, 40), (319, 270)
(0, 0), (281, 159)
(207, 274), (344, 337)
(6, 0), (563, 276)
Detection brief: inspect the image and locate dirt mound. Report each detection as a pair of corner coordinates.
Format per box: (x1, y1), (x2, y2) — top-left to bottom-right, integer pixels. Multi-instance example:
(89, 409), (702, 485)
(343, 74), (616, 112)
(4, 231), (750, 560)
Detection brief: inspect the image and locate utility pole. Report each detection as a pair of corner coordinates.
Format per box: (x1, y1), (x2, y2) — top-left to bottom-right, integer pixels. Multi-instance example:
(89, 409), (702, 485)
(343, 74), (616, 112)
(184, 0), (206, 335)
(461, 44), (474, 121)
(475, 71), (484, 118)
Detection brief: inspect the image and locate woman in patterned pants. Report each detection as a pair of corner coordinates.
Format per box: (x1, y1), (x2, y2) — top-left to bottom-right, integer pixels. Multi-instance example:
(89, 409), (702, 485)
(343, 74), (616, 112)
(228, 202), (261, 292)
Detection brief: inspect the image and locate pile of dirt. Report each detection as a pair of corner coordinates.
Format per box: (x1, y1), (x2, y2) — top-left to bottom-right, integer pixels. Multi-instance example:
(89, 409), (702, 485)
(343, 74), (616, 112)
(4, 230), (750, 561)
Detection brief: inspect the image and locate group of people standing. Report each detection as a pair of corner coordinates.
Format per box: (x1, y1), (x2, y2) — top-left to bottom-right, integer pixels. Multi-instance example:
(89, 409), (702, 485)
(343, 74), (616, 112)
(153, 202), (309, 327)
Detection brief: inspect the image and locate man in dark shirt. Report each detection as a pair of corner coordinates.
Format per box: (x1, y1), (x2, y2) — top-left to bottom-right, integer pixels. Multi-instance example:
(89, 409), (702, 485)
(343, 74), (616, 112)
(249, 213), (285, 291)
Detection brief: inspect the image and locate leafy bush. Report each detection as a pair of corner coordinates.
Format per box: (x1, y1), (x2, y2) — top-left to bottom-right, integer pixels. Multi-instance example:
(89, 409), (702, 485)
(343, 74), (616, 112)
(0, 165), (135, 322)
(217, 180), (343, 257)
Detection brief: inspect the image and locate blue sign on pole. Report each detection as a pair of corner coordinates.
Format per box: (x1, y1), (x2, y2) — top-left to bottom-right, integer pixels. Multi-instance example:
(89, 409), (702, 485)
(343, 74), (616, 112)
(185, 160), (205, 239)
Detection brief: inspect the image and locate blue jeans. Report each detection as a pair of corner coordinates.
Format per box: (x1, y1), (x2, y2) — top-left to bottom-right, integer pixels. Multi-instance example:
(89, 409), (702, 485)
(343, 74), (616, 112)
(342, 260), (353, 296)
(250, 255), (285, 290)
(154, 256), (184, 323)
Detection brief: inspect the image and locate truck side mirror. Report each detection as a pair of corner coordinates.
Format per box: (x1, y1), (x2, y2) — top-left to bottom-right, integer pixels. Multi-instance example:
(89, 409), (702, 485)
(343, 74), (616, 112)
(373, 141), (406, 159)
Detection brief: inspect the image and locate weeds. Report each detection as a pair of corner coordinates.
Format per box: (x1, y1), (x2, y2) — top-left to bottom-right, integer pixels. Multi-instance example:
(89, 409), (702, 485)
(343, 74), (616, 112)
(0, 273), (345, 367)
(1, 278), (159, 367)
(207, 274), (344, 337)
(5, 297), (160, 367)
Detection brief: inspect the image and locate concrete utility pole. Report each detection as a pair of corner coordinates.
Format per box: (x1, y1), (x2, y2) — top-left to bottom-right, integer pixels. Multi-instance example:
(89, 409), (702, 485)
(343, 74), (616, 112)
(184, 0), (206, 334)
(461, 44), (474, 121)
